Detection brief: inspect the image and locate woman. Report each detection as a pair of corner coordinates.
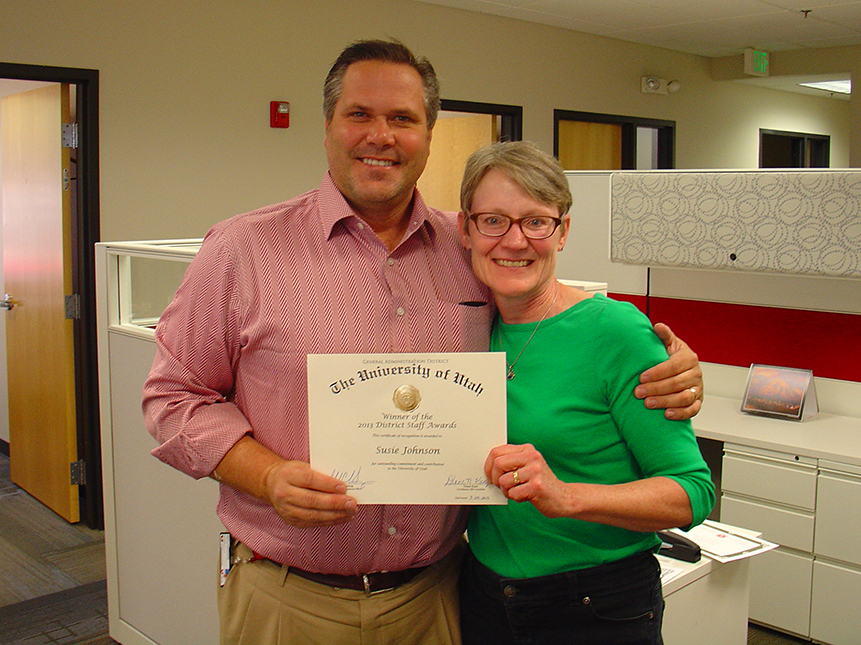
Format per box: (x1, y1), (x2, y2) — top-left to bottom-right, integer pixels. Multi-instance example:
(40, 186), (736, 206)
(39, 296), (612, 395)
(456, 141), (715, 645)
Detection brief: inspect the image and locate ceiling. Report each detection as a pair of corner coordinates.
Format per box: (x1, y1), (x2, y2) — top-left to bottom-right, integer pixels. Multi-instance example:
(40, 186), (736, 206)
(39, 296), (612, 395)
(417, 0), (861, 57)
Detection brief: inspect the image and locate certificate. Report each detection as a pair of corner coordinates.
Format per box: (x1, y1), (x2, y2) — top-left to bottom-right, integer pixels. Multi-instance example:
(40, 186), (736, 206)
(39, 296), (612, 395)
(308, 352), (508, 505)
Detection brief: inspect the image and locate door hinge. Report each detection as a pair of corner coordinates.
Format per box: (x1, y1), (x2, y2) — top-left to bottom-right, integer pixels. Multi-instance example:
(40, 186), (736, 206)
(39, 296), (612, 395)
(70, 459), (86, 486)
(62, 123), (78, 149)
(64, 294), (81, 320)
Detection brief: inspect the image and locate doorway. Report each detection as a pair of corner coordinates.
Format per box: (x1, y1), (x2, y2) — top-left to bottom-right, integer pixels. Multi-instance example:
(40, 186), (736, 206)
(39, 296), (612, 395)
(760, 129), (830, 168)
(0, 63), (101, 528)
(554, 110), (675, 170)
(417, 100), (522, 212)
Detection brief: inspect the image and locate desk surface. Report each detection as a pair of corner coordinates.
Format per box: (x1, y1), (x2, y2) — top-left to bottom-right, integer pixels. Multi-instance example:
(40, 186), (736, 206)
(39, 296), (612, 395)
(693, 395), (861, 468)
(659, 553), (719, 596)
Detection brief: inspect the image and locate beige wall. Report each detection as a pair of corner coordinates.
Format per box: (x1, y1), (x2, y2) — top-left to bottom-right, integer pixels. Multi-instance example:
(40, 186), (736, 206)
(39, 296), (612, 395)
(0, 0), (855, 242)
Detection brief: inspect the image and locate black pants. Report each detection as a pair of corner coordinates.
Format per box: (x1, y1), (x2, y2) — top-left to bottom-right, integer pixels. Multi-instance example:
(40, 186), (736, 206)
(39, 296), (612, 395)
(459, 548), (664, 645)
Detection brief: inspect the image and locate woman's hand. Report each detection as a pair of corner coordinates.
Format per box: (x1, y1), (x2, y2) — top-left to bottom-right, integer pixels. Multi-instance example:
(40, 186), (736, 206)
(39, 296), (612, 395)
(485, 442), (694, 530)
(485, 443), (572, 518)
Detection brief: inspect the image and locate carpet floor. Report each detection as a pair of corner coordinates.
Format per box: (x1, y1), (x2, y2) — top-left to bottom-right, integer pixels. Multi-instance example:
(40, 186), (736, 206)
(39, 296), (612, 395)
(0, 454), (115, 645)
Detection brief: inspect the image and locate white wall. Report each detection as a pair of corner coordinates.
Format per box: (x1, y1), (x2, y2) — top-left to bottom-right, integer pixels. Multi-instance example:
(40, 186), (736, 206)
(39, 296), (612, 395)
(0, 0), (854, 244)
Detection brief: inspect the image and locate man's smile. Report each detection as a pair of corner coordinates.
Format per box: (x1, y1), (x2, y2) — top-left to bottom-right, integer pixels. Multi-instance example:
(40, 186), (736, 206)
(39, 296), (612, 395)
(360, 157), (397, 167)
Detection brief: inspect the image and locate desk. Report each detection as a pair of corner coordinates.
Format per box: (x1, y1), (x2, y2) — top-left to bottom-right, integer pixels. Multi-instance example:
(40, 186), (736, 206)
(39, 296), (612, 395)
(694, 395), (861, 467)
(97, 330), (752, 645)
(692, 392), (861, 644)
(660, 554), (751, 645)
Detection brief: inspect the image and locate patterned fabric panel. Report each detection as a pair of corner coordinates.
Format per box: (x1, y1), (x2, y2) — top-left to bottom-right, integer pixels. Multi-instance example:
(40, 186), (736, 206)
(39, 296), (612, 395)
(611, 171), (861, 278)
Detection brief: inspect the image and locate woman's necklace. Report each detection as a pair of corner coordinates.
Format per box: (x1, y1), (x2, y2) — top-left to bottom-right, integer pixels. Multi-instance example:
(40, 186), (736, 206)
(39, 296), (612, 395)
(497, 287), (559, 381)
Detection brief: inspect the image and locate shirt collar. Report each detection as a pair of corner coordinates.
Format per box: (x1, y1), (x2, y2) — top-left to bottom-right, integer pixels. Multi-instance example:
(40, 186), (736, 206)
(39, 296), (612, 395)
(317, 172), (441, 244)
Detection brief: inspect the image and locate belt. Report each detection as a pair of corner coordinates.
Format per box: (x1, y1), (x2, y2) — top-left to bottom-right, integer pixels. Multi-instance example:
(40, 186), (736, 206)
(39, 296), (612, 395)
(252, 550), (428, 594)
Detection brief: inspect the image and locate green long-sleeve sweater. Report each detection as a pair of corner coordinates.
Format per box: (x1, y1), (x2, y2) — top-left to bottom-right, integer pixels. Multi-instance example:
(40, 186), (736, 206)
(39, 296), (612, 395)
(468, 293), (715, 579)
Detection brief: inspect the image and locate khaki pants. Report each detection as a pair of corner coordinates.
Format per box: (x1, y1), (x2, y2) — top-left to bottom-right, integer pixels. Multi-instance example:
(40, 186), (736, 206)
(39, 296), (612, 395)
(219, 540), (463, 645)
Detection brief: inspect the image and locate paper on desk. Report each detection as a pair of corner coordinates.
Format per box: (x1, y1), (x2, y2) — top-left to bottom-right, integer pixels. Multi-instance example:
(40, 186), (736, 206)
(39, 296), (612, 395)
(670, 521), (778, 563)
(655, 556), (686, 586)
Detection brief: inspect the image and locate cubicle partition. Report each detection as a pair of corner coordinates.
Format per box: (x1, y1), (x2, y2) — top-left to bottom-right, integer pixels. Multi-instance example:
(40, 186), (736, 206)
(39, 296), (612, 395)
(96, 240), (222, 645)
(561, 169), (861, 384)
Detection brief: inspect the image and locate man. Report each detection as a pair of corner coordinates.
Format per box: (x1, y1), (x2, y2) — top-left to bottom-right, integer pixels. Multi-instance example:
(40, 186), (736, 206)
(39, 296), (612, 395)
(143, 39), (703, 645)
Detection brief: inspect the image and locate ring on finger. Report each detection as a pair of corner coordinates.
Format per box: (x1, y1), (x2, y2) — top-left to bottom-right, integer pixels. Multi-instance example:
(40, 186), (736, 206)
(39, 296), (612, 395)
(512, 470), (521, 485)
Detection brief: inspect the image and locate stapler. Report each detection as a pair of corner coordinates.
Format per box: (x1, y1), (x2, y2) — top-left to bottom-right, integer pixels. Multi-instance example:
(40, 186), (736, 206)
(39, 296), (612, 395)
(658, 530), (701, 563)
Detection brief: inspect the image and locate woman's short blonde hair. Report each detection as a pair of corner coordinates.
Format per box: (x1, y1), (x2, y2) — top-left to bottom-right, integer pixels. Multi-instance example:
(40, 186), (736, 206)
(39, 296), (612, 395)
(460, 141), (572, 217)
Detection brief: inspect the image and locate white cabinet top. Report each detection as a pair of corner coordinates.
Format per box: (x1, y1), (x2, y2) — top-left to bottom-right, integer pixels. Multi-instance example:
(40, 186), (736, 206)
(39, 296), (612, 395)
(694, 395), (861, 468)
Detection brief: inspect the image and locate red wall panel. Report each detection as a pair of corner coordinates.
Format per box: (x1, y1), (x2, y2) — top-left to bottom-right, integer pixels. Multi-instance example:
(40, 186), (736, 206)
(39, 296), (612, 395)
(635, 296), (861, 383)
(607, 292), (648, 313)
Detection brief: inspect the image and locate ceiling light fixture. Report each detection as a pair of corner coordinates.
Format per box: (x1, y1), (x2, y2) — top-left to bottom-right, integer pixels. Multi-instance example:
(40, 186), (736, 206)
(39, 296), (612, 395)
(641, 76), (667, 94)
(641, 77), (680, 95)
(798, 80), (851, 95)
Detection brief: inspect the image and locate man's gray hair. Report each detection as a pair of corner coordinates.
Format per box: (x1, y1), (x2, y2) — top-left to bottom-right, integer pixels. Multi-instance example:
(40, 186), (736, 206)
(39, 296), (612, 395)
(323, 39), (440, 129)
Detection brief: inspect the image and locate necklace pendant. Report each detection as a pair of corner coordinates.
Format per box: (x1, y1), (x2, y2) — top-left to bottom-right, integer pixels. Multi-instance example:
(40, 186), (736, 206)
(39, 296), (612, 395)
(497, 284), (558, 385)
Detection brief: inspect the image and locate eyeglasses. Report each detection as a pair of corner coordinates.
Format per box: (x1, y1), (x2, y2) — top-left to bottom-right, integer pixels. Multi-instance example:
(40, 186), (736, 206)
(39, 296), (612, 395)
(468, 212), (563, 240)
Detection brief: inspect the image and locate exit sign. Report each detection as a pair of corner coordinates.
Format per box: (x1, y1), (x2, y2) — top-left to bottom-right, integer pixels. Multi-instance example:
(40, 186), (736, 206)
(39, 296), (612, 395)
(744, 48), (769, 76)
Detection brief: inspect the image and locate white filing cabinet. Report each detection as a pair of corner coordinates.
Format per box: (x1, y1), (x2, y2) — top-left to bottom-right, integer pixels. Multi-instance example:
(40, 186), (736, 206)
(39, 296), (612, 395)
(720, 444), (817, 638)
(810, 460), (861, 645)
(721, 444), (861, 645)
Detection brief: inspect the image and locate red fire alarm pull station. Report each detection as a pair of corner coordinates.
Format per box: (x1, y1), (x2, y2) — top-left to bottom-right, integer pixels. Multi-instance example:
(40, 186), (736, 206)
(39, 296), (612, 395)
(270, 101), (290, 128)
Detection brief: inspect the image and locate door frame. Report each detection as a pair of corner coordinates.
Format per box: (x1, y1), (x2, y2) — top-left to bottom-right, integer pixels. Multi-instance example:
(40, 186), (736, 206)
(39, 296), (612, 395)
(440, 99), (523, 142)
(553, 109), (675, 169)
(759, 128), (831, 168)
(0, 62), (101, 528)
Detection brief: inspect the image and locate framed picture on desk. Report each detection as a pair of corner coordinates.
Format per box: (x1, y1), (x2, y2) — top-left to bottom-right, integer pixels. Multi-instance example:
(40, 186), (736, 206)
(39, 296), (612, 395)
(741, 364), (818, 421)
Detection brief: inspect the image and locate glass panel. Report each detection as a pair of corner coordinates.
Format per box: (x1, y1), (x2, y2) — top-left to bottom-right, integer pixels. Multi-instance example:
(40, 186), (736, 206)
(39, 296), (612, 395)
(127, 256), (189, 328)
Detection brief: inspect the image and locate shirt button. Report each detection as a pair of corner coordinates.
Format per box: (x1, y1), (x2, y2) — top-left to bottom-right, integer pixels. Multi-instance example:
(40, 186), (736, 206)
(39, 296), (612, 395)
(387, 258), (395, 266)
(503, 585), (517, 597)
(396, 307), (405, 316)
(387, 526), (397, 536)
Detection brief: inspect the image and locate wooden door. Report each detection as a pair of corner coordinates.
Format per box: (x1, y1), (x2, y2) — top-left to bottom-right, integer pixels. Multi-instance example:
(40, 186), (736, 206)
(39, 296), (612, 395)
(557, 120), (623, 170)
(418, 113), (497, 212)
(2, 83), (79, 522)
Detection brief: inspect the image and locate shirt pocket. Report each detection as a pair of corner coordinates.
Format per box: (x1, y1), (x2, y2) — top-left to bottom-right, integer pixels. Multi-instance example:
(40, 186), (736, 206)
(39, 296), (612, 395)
(433, 299), (493, 352)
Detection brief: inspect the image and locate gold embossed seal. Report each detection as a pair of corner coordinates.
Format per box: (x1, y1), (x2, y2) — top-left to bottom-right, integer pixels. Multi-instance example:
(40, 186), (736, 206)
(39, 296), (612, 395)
(393, 384), (421, 411)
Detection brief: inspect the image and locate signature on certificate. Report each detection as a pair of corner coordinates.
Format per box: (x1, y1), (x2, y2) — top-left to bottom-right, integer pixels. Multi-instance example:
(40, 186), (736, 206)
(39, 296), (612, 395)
(444, 474), (490, 489)
(332, 467), (375, 491)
